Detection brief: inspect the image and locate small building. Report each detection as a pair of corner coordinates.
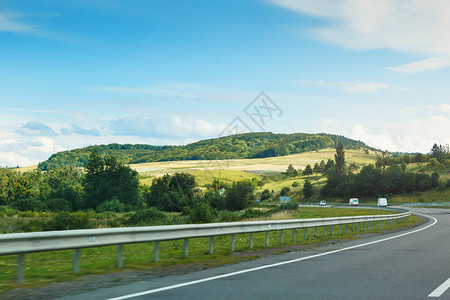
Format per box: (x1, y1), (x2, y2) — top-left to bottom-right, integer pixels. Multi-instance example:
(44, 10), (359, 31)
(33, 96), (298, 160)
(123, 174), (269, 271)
(279, 196), (290, 202)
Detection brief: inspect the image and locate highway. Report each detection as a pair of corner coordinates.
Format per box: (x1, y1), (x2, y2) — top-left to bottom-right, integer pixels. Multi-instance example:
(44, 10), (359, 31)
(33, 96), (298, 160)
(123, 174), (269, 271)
(58, 207), (450, 300)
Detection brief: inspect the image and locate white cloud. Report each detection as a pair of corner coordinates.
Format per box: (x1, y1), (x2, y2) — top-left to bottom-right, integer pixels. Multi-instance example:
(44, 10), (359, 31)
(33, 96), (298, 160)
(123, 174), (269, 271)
(321, 113), (450, 153)
(438, 103), (450, 116)
(387, 57), (450, 74)
(298, 80), (405, 93)
(0, 12), (36, 33)
(269, 0), (450, 73)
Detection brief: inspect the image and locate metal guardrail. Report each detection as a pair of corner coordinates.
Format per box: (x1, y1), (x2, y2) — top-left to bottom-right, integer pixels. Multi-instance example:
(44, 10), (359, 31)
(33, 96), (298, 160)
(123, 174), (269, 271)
(0, 210), (411, 283)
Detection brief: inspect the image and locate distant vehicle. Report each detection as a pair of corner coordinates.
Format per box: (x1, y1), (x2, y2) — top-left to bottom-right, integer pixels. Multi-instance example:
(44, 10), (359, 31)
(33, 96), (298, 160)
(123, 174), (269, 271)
(377, 198), (388, 207)
(319, 200), (327, 206)
(349, 198), (359, 206)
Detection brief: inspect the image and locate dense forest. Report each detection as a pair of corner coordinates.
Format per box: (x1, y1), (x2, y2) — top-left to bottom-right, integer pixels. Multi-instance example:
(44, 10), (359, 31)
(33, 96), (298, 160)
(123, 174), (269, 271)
(38, 132), (372, 170)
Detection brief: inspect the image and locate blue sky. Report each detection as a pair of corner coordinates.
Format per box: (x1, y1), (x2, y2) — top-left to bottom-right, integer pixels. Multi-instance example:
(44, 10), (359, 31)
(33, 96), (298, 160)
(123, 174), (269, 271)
(1, 0), (449, 166)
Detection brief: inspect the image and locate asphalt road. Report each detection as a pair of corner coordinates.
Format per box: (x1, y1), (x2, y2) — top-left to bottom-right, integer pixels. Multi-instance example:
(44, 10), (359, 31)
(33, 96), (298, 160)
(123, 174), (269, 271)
(58, 207), (450, 300)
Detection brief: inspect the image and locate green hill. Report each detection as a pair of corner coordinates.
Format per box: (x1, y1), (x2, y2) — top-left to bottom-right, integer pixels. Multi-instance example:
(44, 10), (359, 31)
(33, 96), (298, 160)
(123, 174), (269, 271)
(37, 132), (374, 171)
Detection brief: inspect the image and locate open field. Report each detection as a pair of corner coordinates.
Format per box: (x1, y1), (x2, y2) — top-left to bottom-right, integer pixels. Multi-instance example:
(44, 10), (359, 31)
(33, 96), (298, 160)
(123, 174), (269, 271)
(133, 148), (377, 186)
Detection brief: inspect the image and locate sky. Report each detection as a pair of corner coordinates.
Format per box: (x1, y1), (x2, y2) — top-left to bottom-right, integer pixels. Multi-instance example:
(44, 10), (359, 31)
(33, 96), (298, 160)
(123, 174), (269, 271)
(1, 0), (449, 167)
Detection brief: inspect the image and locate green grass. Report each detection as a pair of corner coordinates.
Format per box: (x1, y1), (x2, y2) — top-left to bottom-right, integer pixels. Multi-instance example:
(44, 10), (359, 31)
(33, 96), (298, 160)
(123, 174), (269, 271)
(388, 187), (450, 203)
(0, 208), (417, 294)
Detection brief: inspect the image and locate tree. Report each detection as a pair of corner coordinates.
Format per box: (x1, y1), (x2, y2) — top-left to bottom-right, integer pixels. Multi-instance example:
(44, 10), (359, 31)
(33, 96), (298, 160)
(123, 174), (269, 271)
(401, 161), (407, 173)
(260, 189), (271, 200)
(334, 142), (346, 176)
(319, 160), (326, 173)
(303, 180), (313, 198)
(324, 159), (335, 172)
(280, 186), (290, 196)
(375, 151), (391, 173)
(285, 164), (298, 177)
(83, 151), (139, 209)
(313, 163), (321, 173)
(225, 180), (255, 211)
(303, 164), (313, 176)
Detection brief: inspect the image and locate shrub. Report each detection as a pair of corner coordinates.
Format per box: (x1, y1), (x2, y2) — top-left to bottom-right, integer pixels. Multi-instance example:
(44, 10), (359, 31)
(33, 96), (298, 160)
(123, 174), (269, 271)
(292, 182), (300, 187)
(11, 198), (46, 212)
(280, 187), (290, 196)
(217, 210), (240, 222)
(189, 201), (215, 224)
(260, 189), (271, 201)
(96, 197), (126, 213)
(46, 198), (73, 212)
(126, 208), (167, 226)
(241, 209), (264, 219)
(43, 211), (92, 231)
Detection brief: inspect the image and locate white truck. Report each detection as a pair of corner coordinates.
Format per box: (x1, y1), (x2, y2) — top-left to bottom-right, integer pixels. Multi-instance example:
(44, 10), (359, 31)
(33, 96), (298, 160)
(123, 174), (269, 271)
(377, 198), (387, 207)
(349, 198), (359, 206)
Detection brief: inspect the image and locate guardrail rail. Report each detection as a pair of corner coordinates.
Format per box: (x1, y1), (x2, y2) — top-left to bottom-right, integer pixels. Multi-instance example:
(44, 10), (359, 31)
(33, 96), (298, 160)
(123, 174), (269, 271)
(0, 209), (411, 283)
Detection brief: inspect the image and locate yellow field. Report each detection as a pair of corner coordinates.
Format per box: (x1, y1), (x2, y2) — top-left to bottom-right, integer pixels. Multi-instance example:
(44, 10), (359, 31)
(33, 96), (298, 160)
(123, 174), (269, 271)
(132, 148), (377, 187)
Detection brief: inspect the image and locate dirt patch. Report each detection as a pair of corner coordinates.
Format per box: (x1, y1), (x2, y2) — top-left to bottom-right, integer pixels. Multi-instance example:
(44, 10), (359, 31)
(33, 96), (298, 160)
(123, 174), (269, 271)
(1, 215), (427, 300)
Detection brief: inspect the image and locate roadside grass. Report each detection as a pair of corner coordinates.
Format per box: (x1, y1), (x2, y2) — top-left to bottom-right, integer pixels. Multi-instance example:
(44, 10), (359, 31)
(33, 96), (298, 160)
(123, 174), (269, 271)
(0, 208), (417, 294)
(388, 188), (450, 203)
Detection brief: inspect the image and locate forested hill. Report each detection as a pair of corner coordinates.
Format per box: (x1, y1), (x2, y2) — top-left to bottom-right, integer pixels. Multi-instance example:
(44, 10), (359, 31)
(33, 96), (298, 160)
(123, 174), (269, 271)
(38, 132), (374, 170)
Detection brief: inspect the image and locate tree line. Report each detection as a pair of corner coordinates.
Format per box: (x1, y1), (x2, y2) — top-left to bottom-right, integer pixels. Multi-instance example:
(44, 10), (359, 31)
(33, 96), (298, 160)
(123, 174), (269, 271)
(1, 151), (257, 221)
(38, 132), (371, 170)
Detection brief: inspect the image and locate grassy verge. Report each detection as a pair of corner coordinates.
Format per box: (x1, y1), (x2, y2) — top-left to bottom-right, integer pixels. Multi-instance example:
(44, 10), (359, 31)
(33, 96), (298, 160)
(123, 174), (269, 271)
(0, 209), (419, 294)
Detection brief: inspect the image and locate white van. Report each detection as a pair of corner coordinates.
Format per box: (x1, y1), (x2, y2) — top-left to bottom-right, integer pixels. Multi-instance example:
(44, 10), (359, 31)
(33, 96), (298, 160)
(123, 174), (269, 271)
(349, 198), (359, 206)
(377, 198), (387, 207)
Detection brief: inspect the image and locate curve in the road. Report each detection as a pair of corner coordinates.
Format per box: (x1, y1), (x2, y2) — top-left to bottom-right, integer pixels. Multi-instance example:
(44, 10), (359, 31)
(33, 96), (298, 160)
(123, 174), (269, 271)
(107, 213), (437, 300)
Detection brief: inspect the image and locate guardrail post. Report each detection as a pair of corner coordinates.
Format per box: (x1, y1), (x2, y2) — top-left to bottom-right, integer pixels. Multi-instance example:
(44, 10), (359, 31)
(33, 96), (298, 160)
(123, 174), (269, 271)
(323, 226), (326, 236)
(304, 228), (307, 240)
(73, 249), (80, 273)
(292, 229), (296, 242)
(339, 224), (342, 234)
(230, 234), (235, 252)
(16, 254), (25, 283)
(154, 242), (159, 262)
(363, 222), (365, 231)
(314, 227), (317, 237)
(331, 225), (334, 236)
(183, 239), (188, 258)
(249, 233), (253, 249)
(280, 230), (284, 244)
(117, 244), (123, 268)
(209, 237), (214, 254)
(346, 224), (349, 233)
(352, 223), (355, 232)
(358, 223), (360, 231)
(265, 231), (269, 246)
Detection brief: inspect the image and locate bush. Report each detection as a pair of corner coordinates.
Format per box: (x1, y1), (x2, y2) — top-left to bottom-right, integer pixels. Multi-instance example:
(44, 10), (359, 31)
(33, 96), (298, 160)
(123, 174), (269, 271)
(126, 207), (167, 226)
(280, 187), (290, 196)
(292, 182), (300, 187)
(189, 201), (215, 224)
(241, 209), (265, 219)
(46, 198), (73, 212)
(43, 211), (92, 231)
(96, 197), (126, 213)
(217, 210), (240, 222)
(11, 198), (46, 212)
(260, 189), (271, 201)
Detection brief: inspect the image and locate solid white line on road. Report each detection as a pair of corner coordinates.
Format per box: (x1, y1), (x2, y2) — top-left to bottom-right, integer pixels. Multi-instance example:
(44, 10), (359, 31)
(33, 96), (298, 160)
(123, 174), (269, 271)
(107, 214), (437, 300)
(428, 278), (450, 298)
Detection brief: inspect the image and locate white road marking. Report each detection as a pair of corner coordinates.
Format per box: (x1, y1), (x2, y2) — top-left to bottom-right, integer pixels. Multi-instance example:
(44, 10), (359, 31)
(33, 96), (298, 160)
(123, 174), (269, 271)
(428, 278), (450, 298)
(107, 214), (437, 300)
